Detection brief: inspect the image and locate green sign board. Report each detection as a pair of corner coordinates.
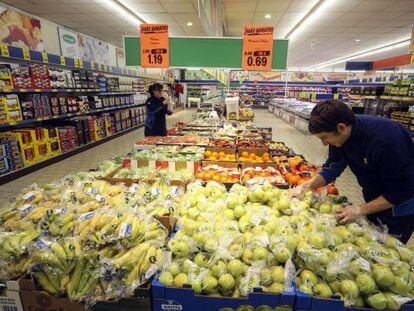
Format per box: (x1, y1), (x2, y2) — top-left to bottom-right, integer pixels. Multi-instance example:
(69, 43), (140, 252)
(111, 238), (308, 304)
(124, 37), (288, 70)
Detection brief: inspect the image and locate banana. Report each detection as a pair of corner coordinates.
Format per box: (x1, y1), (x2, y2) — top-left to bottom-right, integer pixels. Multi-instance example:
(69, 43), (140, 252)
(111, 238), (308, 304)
(19, 230), (41, 245)
(32, 251), (66, 271)
(44, 269), (61, 293)
(60, 220), (76, 236)
(34, 271), (60, 295)
(49, 242), (69, 270)
(111, 242), (150, 268)
(67, 259), (85, 300)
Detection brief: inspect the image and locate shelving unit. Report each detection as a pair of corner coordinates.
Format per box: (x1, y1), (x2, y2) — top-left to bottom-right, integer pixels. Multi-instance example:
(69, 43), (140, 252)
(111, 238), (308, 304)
(0, 43), (174, 182)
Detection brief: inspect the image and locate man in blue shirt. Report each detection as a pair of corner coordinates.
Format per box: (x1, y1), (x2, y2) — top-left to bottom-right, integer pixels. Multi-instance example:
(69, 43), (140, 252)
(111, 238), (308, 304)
(292, 101), (414, 243)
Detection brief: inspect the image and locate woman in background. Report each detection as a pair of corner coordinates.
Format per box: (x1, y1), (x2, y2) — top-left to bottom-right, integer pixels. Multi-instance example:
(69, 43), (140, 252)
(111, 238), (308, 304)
(144, 83), (172, 136)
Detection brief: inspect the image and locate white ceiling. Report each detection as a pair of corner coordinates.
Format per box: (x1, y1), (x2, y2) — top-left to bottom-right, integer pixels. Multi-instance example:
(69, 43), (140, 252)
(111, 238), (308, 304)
(2, 0), (414, 70)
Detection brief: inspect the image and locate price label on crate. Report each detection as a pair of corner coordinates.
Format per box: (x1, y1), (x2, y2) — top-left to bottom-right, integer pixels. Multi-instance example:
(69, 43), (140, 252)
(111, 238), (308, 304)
(90, 62), (95, 70)
(42, 51), (49, 63)
(140, 23), (169, 68)
(0, 43), (9, 57)
(79, 59), (83, 68)
(22, 47), (31, 60)
(109, 66), (113, 73)
(242, 25), (274, 71)
(60, 55), (66, 65)
(74, 58), (79, 68)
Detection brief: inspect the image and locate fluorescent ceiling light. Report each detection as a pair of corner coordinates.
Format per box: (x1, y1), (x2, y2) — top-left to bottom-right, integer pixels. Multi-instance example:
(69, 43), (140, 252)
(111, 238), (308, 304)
(187, 22), (193, 26)
(355, 39), (360, 42)
(102, 0), (145, 26)
(265, 14), (271, 19)
(308, 39), (410, 70)
(285, 0), (334, 40)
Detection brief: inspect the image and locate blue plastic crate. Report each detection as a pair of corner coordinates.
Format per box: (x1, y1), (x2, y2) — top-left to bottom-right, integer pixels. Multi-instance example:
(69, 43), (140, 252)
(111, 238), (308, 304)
(294, 288), (414, 311)
(152, 275), (295, 311)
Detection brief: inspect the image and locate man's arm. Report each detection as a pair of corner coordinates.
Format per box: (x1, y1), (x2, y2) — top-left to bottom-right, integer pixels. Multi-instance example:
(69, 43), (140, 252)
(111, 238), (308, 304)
(291, 146), (347, 197)
(336, 195), (393, 224)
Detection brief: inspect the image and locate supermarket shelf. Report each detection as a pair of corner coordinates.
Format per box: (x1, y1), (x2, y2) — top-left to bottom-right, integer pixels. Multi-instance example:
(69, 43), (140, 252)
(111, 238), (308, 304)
(0, 44), (173, 82)
(0, 88), (139, 94)
(380, 95), (414, 102)
(0, 122), (145, 186)
(0, 102), (146, 129)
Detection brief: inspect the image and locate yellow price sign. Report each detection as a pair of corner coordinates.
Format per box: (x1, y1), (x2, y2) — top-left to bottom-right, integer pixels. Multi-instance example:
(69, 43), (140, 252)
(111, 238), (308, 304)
(333, 93), (339, 100)
(90, 62), (95, 70)
(109, 66), (113, 73)
(42, 52), (48, 63)
(0, 43), (9, 57)
(411, 53), (414, 64)
(311, 93), (317, 101)
(22, 47), (30, 60)
(74, 58), (79, 68)
(60, 56), (66, 65)
(79, 59), (83, 68)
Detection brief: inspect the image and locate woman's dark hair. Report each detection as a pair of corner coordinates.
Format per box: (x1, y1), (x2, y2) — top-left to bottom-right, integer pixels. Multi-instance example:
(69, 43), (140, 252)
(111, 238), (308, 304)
(308, 101), (355, 134)
(148, 83), (163, 96)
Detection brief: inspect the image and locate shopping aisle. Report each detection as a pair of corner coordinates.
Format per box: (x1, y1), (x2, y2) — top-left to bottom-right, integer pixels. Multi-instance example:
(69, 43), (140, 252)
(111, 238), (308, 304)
(0, 110), (194, 206)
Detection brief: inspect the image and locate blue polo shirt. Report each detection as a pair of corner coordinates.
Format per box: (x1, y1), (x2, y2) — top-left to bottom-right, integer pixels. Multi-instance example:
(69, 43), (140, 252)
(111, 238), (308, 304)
(318, 115), (414, 240)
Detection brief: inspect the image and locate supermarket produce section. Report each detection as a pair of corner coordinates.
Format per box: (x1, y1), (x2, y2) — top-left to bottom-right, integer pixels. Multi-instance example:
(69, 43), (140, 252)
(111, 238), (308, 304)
(0, 110), (413, 311)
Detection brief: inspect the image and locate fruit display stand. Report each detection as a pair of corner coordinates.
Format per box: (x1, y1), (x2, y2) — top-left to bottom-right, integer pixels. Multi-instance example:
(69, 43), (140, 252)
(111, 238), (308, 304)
(195, 162), (241, 189)
(152, 276), (295, 311)
(240, 163), (288, 188)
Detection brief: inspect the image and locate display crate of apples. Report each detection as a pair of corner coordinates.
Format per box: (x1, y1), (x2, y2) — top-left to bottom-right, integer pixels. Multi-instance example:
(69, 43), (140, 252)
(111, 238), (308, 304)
(154, 182), (414, 311)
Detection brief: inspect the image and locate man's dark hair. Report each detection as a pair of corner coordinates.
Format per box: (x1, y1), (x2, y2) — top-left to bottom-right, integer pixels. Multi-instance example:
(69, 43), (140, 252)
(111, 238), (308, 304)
(148, 83), (163, 96)
(308, 101), (355, 134)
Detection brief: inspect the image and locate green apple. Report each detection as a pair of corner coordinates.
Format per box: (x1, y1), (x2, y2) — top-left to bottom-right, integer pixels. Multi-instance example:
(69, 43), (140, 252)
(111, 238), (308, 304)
(392, 262), (410, 277)
(373, 264), (395, 287)
(228, 259), (245, 278)
(211, 260), (227, 278)
(193, 232), (207, 247)
(166, 261), (181, 277)
(242, 248), (253, 264)
(219, 273), (235, 290)
(356, 274), (376, 295)
(159, 271), (174, 286)
(349, 259), (370, 276)
(340, 279), (359, 299)
(278, 196), (290, 211)
(397, 247), (413, 263)
(271, 266), (286, 283)
(329, 280), (340, 293)
(189, 281), (202, 294)
(174, 273), (189, 287)
(384, 292), (401, 311)
(354, 296), (365, 307)
(253, 247), (269, 261)
(259, 267), (273, 286)
(299, 284), (313, 294)
(331, 204), (342, 213)
(193, 253), (209, 268)
(274, 246), (290, 263)
(172, 241), (189, 258)
(183, 219), (198, 235)
(313, 283), (333, 298)
(300, 270), (318, 286)
(319, 203), (331, 214)
(203, 276), (218, 293)
(309, 233), (325, 248)
(203, 238), (217, 253)
(229, 243), (244, 258)
(187, 207), (200, 219)
(269, 282), (284, 293)
(347, 223), (364, 236)
(389, 276), (411, 295)
(182, 260), (197, 274)
(366, 292), (388, 310)
(226, 194), (239, 209)
(264, 221), (276, 234)
(223, 209), (235, 220)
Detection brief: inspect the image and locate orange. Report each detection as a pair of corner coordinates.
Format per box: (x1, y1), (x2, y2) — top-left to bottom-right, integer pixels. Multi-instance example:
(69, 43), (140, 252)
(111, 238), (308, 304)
(219, 152), (226, 158)
(204, 151), (212, 158)
(212, 175), (220, 182)
(220, 172), (227, 178)
(249, 153), (256, 160)
(212, 152), (218, 157)
(209, 156), (217, 161)
(241, 151), (249, 158)
(263, 152), (270, 158)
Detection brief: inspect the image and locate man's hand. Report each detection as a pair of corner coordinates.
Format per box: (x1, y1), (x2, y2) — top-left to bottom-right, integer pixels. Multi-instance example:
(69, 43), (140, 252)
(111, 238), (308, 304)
(336, 205), (363, 224)
(290, 184), (310, 199)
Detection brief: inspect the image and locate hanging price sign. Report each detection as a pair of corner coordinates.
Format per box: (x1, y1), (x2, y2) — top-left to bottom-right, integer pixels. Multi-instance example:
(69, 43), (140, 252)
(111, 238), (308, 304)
(140, 24), (169, 68)
(60, 56), (66, 65)
(242, 26), (274, 71)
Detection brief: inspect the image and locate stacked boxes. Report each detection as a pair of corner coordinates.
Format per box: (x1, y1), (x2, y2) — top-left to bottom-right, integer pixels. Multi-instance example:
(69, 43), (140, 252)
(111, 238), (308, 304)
(11, 66), (32, 89)
(0, 136), (24, 173)
(0, 64), (13, 89)
(58, 126), (79, 153)
(0, 95), (23, 124)
(29, 64), (50, 89)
